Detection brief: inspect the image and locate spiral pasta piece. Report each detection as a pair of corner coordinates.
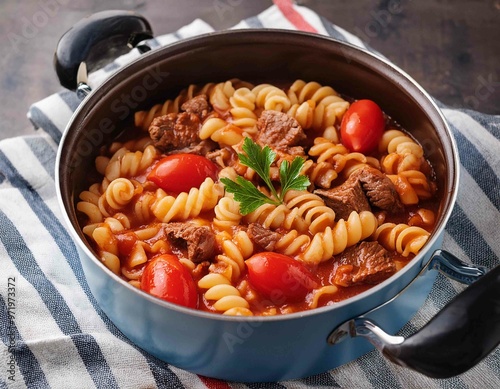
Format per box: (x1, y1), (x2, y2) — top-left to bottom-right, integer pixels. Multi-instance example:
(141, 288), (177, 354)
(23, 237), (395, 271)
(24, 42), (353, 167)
(284, 190), (336, 234)
(300, 211), (378, 264)
(152, 177), (224, 222)
(288, 80), (338, 104)
(229, 87), (258, 136)
(252, 84), (291, 112)
(77, 183), (104, 223)
(287, 80), (349, 127)
(244, 203), (290, 230)
(199, 117), (244, 146)
(104, 178), (136, 210)
(309, 137), (379, 177)
(209, 81), (236, 112)
(274, 230), (311, 257)
(134, 192), (157, 225)
(198, 273), (252, 316)
(379, 129), (424, 173)
(134, 81), (219, 130)
(134, 97), (182, 131)
(105, 145), (158, 181)
(301, 159), (338, 189)
(213, 195), (243, 231)
(198, 230), (254, 316)
(373, 223), (430, 257)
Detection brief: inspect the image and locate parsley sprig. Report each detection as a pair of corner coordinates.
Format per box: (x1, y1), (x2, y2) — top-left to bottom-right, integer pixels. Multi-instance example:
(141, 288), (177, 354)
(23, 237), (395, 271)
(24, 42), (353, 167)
(220, 137), (310, 215)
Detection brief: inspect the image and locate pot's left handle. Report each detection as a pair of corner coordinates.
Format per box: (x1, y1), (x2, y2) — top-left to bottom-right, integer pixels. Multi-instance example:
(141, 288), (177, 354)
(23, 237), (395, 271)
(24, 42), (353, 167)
(54, 10), (153, 95)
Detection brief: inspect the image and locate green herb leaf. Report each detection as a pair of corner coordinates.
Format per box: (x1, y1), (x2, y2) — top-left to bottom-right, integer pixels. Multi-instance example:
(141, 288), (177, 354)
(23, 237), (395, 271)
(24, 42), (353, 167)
(220, 177), (278, 215)
(220, 137), (311, 215)
(238, 138), (280, 200)
(279, 157), (310, 200)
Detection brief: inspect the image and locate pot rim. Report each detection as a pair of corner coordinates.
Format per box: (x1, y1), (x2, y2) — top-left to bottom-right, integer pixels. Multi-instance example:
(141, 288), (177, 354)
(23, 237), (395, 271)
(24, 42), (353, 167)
(55, 28), (460, 323)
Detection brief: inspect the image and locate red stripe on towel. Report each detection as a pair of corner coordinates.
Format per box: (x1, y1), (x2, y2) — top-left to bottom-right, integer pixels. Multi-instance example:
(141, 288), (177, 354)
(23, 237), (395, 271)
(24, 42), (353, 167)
(198, 375), (232, 389)
(273, 0), (318, 33)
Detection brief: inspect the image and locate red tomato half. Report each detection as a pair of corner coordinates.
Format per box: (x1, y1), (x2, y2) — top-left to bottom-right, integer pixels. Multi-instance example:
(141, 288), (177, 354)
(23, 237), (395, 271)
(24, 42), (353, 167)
(246, 252), (319, 302)
(340, 99), (385, 153)
(148, 154), (218, 194)
(140, 254), (198, 309)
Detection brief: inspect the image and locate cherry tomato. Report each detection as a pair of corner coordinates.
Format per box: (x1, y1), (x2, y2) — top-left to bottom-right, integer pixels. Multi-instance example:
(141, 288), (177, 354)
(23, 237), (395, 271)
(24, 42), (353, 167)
(140, 254), (198, 309)
(340, 99), (385, 153)
(246, 252), (319, 302)
(148, 154), (218, 194)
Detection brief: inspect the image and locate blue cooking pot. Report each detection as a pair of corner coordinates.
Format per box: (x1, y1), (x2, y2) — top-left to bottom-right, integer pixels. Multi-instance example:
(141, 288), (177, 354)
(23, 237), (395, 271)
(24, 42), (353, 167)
(54, 11), (499, 382)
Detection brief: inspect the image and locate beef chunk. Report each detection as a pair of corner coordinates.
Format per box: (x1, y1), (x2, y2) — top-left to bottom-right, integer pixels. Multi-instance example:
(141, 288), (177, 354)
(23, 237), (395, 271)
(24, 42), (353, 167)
(315, 175), (371, 220)
(256, 110), (306, 149)
(181, 94), (210, 120)
(355, 167), (403, 213)
(163, 222), (216, 263)
(333, 242), (396, 287)
(316, 166), (403, 218)
(149, 112), (201, 151)
(247, 223), (282, 251)
(165, 139), (218, 156)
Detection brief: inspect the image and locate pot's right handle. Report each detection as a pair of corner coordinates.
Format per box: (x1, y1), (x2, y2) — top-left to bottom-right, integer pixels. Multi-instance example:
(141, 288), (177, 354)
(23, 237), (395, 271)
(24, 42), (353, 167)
(329, 250), (500, 378)
(54, 10), (153, 93)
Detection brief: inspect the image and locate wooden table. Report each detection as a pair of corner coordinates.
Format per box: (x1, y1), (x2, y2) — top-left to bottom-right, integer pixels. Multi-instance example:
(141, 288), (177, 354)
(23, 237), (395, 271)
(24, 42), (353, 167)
(1, 0), (498, 140)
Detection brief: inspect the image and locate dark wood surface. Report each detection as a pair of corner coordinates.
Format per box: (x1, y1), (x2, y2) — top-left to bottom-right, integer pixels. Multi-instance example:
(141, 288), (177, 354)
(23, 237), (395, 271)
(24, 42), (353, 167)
(1, 0), (498, 140)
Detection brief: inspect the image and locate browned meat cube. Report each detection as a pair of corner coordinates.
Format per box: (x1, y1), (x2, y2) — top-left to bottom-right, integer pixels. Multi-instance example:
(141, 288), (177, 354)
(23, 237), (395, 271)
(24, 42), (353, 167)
(333, 241), (396, 287)
(149, 112), (201, 152)
(247, 223), (282, 251)
(355, 166), (403, 213)
(181, 94), (211, 120)
(256, 110), (306, 149)
(315, 176), (371, 220)
(163, 222), (216, 263)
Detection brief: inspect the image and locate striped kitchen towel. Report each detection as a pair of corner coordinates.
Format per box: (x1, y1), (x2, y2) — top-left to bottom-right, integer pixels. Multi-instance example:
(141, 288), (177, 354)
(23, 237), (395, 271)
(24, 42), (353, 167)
(2, 0), (499, 388)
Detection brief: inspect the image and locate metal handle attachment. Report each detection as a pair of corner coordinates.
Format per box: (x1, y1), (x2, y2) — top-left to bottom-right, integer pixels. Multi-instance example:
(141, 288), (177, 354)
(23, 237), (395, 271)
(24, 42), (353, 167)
(328, 250), (498, 378)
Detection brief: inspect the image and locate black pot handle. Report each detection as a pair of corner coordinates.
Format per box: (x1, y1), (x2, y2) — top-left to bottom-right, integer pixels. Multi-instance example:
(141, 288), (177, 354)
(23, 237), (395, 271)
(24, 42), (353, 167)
(328, 250), (499, 378)
(54, 10), (153, 91)
(382, 261), (500, 378)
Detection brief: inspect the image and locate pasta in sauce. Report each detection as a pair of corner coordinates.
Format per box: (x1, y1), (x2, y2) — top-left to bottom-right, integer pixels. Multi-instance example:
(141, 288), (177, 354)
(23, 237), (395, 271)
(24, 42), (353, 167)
(77, 79), (438, 316)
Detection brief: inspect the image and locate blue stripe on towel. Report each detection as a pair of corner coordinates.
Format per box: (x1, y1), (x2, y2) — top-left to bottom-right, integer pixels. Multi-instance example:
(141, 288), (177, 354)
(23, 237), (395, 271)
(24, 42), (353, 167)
(357, 351), (403, 389)
(0, 210), (119, 389)
(28, 106), (62, 145)
(437, 376), (468, 389)
(23, 137), (56, 180)
(0, 151), (185, 387)
(320, 17), (349, 42)
(59, 90), (81, 113)
(300, 371), (341, 387)
(458, 109), (500, 140)
(450, 123), (500, 207)
(446, 204), (499, 269)
(485, 349), (500, 380)
(247, 382), (287, 389)
(0, 294), (49, 388)
(244, 16), (265, 28)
